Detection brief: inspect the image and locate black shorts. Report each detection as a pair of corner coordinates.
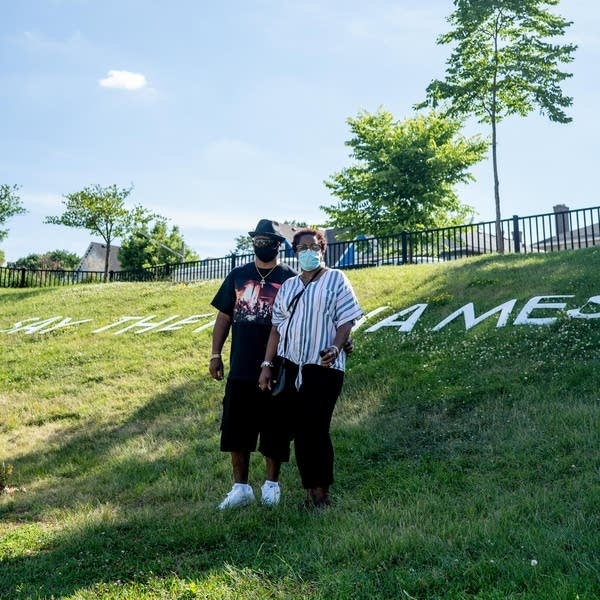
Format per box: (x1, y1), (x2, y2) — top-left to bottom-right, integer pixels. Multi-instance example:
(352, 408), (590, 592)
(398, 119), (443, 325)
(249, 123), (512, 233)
(220, 378), (291, 462)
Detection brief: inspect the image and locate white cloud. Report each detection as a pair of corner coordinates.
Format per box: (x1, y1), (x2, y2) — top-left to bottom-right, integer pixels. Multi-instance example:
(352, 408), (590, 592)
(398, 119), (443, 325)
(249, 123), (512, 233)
(99, 70), (148, 91)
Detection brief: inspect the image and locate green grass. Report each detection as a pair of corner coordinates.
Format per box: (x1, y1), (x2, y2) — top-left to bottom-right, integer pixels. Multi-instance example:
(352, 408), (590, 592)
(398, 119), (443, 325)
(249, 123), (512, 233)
(1, 249), (599, 599)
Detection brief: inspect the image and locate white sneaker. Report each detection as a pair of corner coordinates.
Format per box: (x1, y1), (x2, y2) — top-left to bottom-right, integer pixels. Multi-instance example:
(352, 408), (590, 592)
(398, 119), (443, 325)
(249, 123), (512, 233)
(218, 483), (255, 510)
(261, 481), (281, 506)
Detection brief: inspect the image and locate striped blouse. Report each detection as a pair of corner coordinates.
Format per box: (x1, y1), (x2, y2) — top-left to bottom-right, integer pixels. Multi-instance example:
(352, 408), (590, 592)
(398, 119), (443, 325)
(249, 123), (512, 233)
(271, 269), (363, 386)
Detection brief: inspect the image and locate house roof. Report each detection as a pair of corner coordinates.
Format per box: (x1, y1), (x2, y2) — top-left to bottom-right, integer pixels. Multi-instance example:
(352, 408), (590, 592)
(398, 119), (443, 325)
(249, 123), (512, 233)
(533, 223), (600, 250)
(444, 230), (506, 254)
(76, 242), (122, 272)
(274, 221), (299, 244)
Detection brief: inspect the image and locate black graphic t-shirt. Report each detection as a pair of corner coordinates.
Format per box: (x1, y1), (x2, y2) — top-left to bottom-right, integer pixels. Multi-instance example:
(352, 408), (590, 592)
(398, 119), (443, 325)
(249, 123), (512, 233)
(211, 261), (297, 380)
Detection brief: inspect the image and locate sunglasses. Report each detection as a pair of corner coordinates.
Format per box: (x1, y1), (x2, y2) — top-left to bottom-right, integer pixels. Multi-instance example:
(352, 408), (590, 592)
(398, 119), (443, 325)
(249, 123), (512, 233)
(253, 237), (280, 248)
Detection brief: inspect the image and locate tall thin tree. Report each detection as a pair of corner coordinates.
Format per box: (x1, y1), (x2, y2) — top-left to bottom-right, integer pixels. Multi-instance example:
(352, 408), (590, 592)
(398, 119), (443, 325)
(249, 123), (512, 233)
(418, 0), (576, 252)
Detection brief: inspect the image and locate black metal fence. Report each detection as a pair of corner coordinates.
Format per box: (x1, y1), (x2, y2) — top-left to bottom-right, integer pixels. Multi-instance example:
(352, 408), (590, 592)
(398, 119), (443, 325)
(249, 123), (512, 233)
(111, 254), (258, 284)
(0, 267), (107, 288)
(2, 205), (599, 288)
(321, 205), (600, 267)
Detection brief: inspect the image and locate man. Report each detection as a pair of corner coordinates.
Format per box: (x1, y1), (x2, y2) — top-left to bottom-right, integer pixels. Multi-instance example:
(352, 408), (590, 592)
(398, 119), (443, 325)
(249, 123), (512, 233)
(209, 219), (297, 509)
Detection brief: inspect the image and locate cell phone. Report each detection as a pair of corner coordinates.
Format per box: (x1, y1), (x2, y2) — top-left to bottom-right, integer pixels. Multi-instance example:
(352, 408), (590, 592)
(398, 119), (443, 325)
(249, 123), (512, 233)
(319, 349), (328, 357)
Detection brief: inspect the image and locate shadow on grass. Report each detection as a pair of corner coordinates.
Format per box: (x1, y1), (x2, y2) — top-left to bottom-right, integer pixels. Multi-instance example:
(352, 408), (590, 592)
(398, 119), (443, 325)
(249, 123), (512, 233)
(1, 380), (216, 593)
(2, 364), (599, 598)
(0, 501), (308, 598)
(0, 287), (57, 306)
(0, 379), (326, 598)
(3, 383), (211, 497)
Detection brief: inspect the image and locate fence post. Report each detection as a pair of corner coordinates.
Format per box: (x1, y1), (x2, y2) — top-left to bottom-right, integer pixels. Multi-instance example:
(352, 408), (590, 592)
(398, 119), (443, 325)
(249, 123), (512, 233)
(401, 231), (408, 264)
(230, 254), (237, 271)
(19, 268), (26, 288)
(512, 215), (521, 253)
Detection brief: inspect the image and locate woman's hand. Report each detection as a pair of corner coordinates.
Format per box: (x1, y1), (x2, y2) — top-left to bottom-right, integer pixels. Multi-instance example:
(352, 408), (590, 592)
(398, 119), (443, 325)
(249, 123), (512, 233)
(258, 365), (273, 391)
(319, 345), (339, 367)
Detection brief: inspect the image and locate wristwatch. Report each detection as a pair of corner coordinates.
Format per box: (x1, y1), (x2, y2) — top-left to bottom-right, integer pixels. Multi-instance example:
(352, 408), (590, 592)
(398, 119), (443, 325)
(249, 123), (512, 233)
(260, 360), (274, 368)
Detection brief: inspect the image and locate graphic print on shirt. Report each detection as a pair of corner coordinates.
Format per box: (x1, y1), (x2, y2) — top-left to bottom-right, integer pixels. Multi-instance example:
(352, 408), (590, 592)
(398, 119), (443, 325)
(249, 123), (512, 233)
(233, 280), (282, 325)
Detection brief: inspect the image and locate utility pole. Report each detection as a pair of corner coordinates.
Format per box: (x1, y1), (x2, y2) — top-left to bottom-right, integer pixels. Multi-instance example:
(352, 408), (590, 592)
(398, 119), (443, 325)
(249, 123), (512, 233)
(138, 231), (186, 264)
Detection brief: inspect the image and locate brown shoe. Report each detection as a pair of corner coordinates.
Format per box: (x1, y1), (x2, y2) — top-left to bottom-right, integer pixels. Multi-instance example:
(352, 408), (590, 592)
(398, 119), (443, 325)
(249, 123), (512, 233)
(310, 487), (332, 509)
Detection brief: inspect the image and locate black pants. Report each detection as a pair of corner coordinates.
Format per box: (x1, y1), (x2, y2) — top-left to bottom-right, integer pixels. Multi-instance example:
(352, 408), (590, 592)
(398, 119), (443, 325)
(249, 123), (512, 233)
(283, 362), (344, 489)
(220, 379), (291, 462)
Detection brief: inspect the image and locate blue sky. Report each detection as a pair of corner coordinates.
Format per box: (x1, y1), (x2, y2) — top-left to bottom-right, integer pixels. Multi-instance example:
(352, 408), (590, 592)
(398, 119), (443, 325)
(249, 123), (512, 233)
(1, 0), (599, 263)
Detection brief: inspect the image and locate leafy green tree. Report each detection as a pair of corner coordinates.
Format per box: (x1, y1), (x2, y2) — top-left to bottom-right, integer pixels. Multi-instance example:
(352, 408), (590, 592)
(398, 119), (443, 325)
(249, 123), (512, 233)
(47, 249), (81, 270)
(13, 254), (42, 270)
(0, 184), (27, 243)
(45, 184), (156, 278)
(322, 110), (487, 238)
(119, 219), (199, 270)
(13, 250), (80, 270)
(418, 0), (576, 251)
(231, 234), (253, 255)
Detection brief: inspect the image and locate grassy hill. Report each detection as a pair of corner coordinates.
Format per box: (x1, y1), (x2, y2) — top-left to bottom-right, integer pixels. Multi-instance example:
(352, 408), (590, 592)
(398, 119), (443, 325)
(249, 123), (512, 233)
(1, 249), (599, 600)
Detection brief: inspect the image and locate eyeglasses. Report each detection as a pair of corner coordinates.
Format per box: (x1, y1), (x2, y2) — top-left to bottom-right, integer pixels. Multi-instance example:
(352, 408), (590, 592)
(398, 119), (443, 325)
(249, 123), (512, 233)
(296, 243), (321, 252)
(253, 237), (279, 248)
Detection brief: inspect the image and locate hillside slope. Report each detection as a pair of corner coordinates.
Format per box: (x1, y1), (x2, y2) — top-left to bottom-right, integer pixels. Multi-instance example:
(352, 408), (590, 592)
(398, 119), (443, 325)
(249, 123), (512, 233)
(1, 249), (599, 599)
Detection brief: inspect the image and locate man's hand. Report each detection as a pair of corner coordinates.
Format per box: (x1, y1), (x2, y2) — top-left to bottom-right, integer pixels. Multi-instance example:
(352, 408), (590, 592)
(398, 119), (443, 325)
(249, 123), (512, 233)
(258, 366), (273, 391)
(209, 356), (224, 380)
(342, 337), (354, 356)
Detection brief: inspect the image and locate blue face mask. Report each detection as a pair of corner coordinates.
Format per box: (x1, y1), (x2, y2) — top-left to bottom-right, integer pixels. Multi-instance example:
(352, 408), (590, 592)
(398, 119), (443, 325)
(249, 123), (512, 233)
(298, 249), (321, 271)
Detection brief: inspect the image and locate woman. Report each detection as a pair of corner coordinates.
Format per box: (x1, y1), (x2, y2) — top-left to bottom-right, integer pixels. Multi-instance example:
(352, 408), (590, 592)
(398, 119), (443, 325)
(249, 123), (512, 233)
(258, 228), (363, 508)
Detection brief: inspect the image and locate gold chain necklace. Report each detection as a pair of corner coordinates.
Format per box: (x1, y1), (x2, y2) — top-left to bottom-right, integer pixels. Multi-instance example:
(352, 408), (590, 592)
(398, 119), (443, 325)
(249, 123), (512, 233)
(255, 263), (278, 286)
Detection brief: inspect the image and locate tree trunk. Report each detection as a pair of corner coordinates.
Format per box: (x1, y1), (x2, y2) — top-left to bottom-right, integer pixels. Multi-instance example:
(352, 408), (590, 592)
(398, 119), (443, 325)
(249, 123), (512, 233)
(492, 115), (504, 253)
(104, 240), (111, 281)
(491, 18), (503, 254)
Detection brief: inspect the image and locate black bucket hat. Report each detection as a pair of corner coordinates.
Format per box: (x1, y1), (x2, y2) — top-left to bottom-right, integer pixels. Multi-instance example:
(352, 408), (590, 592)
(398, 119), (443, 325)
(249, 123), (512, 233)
(248, 219), (286, 243)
